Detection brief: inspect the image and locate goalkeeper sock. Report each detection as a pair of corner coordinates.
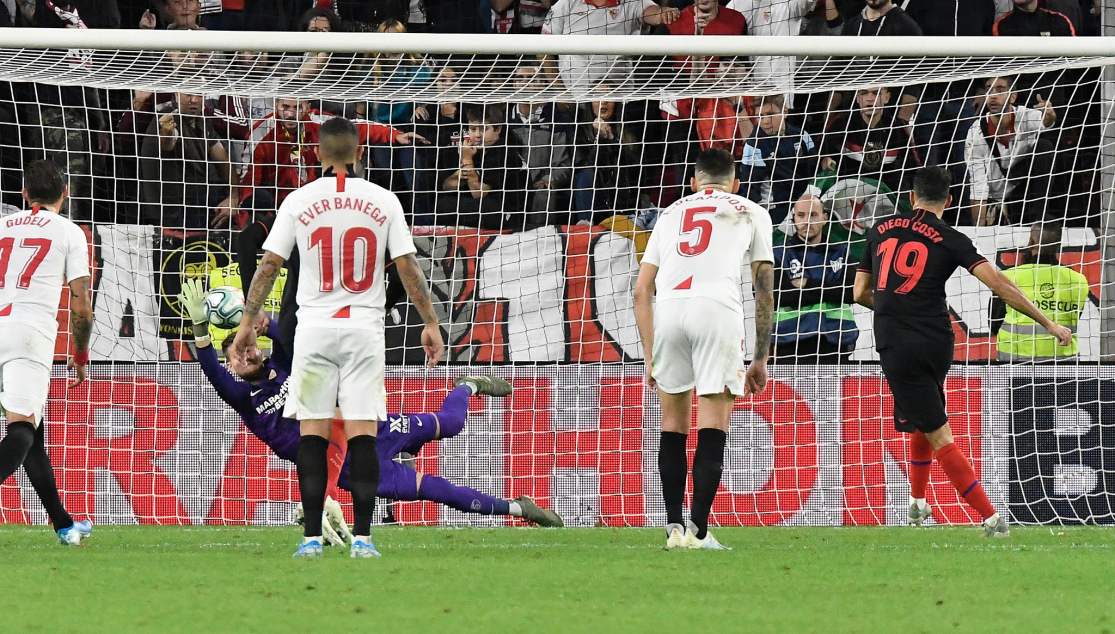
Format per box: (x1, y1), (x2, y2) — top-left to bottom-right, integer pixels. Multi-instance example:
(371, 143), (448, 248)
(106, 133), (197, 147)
(347, 435), (380, 537)
(690, 428), (726, 540)
(325, 419), (347, 502)
(936, 442), (996, 520)
(417, 473), (510, 516)
(909, 431), (933, 500)
(658, 431), (688, 528)
(0, 422), (35, 485)
(296, 435), (329, 538)
(22, 422), (73, 530)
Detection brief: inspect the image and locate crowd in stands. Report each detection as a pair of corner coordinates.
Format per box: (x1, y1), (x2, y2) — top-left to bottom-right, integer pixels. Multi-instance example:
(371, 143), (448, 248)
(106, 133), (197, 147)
(0, 0), (1102, 362)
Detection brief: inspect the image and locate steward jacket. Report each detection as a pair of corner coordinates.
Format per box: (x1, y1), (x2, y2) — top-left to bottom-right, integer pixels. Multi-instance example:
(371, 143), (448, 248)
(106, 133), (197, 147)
(772, 231), (859, 347)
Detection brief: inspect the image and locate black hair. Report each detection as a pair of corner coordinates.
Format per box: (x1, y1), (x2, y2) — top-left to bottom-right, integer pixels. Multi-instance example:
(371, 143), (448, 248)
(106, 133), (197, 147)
(23, 160), (65, 205)
(297, 7), (341, 32)
(694, 148), (736, 183)
(465, 104), (504, 126)
(319, 116), (360, 161)
(912, 166), (952, 205)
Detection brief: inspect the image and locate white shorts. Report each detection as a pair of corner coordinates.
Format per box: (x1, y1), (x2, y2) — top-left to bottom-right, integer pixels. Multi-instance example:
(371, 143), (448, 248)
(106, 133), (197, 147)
(0, 324), (55, 421)
(284, 327), (387, 421)
(651, 297), (747, 397)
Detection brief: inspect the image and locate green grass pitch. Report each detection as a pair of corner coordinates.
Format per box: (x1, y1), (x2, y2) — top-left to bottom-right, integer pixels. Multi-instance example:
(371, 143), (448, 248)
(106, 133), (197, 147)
(2, 525), (1113, 633)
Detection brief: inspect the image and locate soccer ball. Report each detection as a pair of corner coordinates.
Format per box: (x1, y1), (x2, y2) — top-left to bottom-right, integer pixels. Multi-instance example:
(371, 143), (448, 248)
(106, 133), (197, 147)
(203, 286), (245, 329)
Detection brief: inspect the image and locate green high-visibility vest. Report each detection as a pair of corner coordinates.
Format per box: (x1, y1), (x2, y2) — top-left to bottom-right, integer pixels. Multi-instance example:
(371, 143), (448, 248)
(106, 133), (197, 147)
(997, 263), (1089, 362)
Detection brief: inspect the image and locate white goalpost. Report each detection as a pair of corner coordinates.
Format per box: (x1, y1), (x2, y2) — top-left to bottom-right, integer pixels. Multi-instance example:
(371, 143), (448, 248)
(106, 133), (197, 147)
(0, 30), (1111, 528)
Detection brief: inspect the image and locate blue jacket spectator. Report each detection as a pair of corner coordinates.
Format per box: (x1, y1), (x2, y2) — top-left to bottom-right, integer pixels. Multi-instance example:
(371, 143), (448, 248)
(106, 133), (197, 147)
(771, 195), (859, 363)
(739, 94), (818, 226)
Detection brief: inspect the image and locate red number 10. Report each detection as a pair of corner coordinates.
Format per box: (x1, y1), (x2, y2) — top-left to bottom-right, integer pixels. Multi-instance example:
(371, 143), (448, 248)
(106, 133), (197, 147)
(308, 227), (378, 294)
(876, 237), (928, 294)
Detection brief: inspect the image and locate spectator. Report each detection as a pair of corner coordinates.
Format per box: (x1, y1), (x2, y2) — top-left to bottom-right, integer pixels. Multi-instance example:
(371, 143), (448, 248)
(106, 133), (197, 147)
(438, 104), (526, 230)
(771, 194), (859, 363)
(506, 58), (573, 225)
(991, 223), (1089, 362)
(238, 98), (421, 222)
(415, 64), (465, 221)
(542, 0), (680, 93)
(835, 0), (921, 35)
(571, 91), (646, 223)
(276, 8), (342, 81)
(361, 19), (434, 212)
(964, 76), (1057, 226)
(139, 92), (233, 229)
(168, 0), (204, 29)
(821, 85), (920, 210)
(491, 0), (550, 33)
(727, 0), (814, 106)
(739, 94), (819, 226)
(993, 0), (1076, 36)
(197, 0), (243, 30)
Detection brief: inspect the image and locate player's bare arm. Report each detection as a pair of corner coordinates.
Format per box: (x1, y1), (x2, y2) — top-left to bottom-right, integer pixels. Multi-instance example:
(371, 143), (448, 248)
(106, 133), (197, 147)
(747, 260), (774, 396)
(853, 270), (875, 309)
(394, 252), (444, 367)
(971, 262), (1072, 346)
(633, 261), (658, 388)
(232, 250), (285, 364)
(67, 276), (93, 388)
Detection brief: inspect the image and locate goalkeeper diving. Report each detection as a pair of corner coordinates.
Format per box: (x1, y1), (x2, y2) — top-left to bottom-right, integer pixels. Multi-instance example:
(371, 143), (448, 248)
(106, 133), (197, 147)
(179, 280), (563, 543)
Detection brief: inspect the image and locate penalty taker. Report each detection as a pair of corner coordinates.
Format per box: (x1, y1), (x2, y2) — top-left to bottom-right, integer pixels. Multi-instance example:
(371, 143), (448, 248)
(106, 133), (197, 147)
(180, 280), (563, 537)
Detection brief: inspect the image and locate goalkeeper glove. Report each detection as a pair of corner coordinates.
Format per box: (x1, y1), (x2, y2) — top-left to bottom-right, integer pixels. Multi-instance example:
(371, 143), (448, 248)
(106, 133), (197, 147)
(177, 278), (211, 341)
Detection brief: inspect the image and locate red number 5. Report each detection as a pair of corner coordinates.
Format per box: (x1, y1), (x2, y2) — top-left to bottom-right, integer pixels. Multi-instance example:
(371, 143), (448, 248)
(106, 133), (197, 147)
(678, 206), (715, 257)
(876, 237), (928, 294)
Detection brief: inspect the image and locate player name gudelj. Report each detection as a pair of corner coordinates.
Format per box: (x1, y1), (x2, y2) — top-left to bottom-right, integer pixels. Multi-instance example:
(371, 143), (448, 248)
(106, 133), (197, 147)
(297, 196), (387, 227)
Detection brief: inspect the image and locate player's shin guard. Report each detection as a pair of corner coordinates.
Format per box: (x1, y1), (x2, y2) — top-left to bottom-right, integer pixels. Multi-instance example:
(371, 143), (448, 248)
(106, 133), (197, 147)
(0, 422), (35, 484)
(936, 442), (996, 520)
(347, 435), (380, 537)
(909, 431), (933, 500)
(690, 428), (726, 540)
(296, 435), (330, 538)
(437, 387), (471, 438)
(658, 431), (688, 528)
(417, 474), (510, 515)
(22, 422), (73, 530)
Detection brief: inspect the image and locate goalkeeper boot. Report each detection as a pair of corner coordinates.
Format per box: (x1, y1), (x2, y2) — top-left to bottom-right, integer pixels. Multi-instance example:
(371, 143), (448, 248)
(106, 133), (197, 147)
(908, 499), (932, 526)
(350, 536), (381, 558)
(454, 376), (513, 397)
(293, 538), (323, 558)
(57, 520), (92, 546)
(515, 496), (564, 527)
(323, 496), (353, 545)
(666, 523), (686, 549)
(982, 513), (1010, 538)
(685, 520), (731, 551)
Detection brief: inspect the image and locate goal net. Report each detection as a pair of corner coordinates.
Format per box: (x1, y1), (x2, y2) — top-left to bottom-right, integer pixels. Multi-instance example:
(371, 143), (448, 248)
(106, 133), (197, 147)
(0, 31), (1111, 528)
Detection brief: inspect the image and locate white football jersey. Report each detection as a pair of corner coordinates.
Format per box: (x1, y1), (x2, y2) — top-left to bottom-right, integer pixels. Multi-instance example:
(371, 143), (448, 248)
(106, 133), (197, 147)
(0, 206), (90, 341)
(263, 173), (417, 331)
(642, 189), (775, 315)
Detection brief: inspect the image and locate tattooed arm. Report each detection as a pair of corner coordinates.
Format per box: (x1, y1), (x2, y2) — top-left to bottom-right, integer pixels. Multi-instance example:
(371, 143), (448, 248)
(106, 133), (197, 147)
(231, 250), (285, 366)
(746, 260), (774, 396)
(67, 276), (93, 388)
(394, 253), (443, 366)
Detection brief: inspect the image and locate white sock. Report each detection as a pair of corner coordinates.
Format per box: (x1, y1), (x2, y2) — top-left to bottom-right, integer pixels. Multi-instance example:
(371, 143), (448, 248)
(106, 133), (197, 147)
(912, 497), (928, 510)
(302, 536), (320, 545)
(508, 501), (522, 517)
(354, 535), (370, 544)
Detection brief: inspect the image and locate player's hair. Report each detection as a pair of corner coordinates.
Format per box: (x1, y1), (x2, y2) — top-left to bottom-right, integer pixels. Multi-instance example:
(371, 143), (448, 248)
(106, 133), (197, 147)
(318, 116), (360, 163)
(694, 148), (736, 184)
(758, 94), (785, 111)
(23, 160), (65, 205)
(220, 333), (236, 355)
(1031, 222), (1063, 254)
(466, 104), (504, 127)
(912, 166), (952, 205)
